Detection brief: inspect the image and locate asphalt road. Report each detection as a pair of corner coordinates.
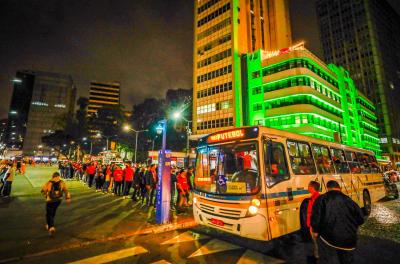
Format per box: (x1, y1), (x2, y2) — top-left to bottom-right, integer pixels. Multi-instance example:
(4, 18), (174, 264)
(0, 166), (399, 264)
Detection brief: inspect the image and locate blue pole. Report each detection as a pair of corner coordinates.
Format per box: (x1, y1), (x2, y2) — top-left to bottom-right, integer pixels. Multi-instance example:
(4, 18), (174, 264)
(156, 119), (171, 224)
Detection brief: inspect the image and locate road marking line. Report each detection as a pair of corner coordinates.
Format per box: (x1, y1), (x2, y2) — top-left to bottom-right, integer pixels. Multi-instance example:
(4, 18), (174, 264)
(151, 260), (171, 264)
(236, 249), (285, 264)
(188, 238), (242, 258)
(67, 246), (148, 264)
(161, 231), (209, 245)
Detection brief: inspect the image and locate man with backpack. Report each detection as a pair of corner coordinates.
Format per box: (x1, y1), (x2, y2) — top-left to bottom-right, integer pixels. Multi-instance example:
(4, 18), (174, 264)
(41, 172), (71, 236)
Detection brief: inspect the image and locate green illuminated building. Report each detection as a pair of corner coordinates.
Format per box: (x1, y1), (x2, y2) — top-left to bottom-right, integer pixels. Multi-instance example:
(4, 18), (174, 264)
(242, 44), (381, 156)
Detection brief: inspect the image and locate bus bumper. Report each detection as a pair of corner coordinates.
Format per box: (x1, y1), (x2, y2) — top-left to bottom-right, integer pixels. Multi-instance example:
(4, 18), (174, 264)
(193, 205), (268, 241)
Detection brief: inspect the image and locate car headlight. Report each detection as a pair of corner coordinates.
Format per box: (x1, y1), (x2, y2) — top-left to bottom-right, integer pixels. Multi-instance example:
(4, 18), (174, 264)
(193, 197), (197, 204)
(248, 205), (258, 215)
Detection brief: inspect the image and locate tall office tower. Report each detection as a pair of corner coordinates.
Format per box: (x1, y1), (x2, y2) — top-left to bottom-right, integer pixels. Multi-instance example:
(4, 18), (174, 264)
(316, 0), (400, 162)
(5, 70), (76, 155)
(193, 0), (292, 135)
(88, 81), (121, 115)
(0, 119), (8, 144)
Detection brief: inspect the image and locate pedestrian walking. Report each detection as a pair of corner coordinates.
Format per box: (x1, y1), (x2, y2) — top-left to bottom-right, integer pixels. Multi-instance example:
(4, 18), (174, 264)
(311, 180), (365, 264)
(86, 163), (96, 188)
(2, 162), (15, 197)
(41, 172), (71, 236)
(123, 163), (134, 198)
(113, 165), (123, 196)
(306, 180), (320, 263)
(131, 166), (142, 201)
(103, 165), (111, 193)
(145, 165), (157, 206)
(176, 169), (190, 212)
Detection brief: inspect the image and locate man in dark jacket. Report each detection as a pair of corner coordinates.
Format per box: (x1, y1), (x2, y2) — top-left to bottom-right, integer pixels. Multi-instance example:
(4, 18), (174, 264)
(311, 180), (365, 264)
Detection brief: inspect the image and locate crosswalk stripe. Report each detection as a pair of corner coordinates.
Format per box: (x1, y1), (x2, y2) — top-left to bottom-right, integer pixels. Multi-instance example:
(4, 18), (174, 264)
(236, 249), (285, 264)
(151, 260), (171, 264)
(67, 246), (148, 264)
(161, 231), (210, 245)
(188, 239), (242, 258)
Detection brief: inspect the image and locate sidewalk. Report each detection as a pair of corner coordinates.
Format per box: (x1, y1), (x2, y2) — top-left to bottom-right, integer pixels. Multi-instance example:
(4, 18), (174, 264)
(0, 166), (196, 263)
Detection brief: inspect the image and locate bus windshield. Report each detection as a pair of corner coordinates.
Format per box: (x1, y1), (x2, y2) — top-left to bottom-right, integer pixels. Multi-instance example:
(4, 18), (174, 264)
(194, 142), (260, 195)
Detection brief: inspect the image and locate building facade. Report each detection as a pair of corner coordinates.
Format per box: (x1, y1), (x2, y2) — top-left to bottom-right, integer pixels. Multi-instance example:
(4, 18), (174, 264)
(243, 44), (380, 156)
(316, 0), (400, 161)
(193, 0), (292, 135)
(0, 119), (7, 144)
(88, 81), (121, 115)
(5, 70), (76, 155)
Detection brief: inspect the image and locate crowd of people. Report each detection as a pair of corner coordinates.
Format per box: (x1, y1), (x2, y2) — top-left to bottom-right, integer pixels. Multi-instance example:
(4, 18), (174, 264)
(58, 160), (194, 212)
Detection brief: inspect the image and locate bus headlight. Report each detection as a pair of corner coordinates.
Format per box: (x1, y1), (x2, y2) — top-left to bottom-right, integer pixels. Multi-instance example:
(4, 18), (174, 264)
(248, 205), (258, 215)
(251, 199), (261, 207)
(193, 197), (197, 204)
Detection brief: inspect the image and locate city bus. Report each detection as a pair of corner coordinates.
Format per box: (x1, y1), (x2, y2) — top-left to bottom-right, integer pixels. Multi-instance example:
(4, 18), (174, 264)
(193, 126), (385, 241)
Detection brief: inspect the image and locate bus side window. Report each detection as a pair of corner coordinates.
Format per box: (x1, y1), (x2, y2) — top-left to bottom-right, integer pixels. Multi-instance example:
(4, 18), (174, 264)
(345, 151), (361, 174)
(330, 148), (350, 173)
(287, 140), (316, 175)
(264, 141), (289, 187)
(368, 155), (380, 173)
(312, 144), (335, 174)
(357, 153), (371, 173)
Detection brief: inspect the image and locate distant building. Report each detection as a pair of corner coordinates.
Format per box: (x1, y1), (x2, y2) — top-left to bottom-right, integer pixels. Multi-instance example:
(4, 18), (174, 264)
(5, 70), (76, 155)
(193, 0), (292, 135)
(0, 119), (7, 143)
(243, 44), (380, 155)
(88, 81), (120, 115)
(316, 0), (400, 162)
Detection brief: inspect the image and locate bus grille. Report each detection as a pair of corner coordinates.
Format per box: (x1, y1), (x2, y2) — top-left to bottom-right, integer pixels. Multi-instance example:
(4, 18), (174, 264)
(200, 203), (215, 214)
(218, 208), (242, 217)
(199, 203), (243, 218)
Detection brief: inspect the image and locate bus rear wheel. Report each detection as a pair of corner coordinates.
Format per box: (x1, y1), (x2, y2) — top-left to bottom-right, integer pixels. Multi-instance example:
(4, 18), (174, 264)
(362, 190), (371, 217)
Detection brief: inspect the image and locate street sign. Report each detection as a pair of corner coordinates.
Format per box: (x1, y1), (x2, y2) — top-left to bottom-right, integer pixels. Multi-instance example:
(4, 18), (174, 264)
(155, 150), (171, 224)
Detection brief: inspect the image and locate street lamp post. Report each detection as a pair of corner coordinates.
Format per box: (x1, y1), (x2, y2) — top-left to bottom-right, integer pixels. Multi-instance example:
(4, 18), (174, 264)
(123, 125), (148, 164)
(172, 111), (192, 166)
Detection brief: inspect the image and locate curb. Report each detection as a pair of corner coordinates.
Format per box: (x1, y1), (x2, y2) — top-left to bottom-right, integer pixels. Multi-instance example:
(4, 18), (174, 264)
(0, 220), (198, 263)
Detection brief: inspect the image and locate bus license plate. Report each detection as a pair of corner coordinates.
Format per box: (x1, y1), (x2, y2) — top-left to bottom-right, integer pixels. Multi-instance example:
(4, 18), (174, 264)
(211, 218), (224, 226)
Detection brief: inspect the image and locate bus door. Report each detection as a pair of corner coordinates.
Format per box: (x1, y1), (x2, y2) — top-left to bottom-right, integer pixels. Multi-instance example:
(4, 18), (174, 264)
(263, 138), (293, 238)
(311, 144), (336, 193)
(285, 140), (317, 232)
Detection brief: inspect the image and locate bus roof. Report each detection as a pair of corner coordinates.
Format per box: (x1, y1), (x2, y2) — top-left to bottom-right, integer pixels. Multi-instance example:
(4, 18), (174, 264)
(198, 126), (375, 156)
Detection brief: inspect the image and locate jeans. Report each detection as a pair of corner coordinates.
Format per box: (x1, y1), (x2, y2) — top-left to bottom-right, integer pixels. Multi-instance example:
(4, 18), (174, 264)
(95, 177), (103, 190)
(114, 181), (122, 196)
(103, 181), (110, 192)
(123, 181), (132, 196)
(317, 236), (355, 264)
(46, 200), (61, 228)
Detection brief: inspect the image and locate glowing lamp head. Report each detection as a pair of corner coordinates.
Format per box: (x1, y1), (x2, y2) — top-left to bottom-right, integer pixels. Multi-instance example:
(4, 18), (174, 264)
(172, 111), (181, 120)
(156, 124), (163, 135)
(123, 125), (131, 132)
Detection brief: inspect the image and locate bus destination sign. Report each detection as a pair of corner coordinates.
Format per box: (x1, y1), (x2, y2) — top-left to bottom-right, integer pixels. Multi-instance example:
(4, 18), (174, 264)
(207, 129), (245, 143)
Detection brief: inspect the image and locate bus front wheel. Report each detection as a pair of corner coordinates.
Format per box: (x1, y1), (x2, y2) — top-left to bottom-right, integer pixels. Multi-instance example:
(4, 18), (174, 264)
(362, 190), (371, 217)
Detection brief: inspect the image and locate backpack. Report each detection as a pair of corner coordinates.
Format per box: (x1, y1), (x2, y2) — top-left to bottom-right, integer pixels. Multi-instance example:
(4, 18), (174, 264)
(49, 181), (63, 199)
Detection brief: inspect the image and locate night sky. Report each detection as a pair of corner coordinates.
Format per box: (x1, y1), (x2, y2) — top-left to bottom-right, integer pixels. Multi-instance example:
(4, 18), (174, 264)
(0, 0), (399, 119)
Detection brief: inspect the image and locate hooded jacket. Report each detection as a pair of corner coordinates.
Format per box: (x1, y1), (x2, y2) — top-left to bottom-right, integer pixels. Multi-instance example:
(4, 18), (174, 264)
(311, 190), (364, 250)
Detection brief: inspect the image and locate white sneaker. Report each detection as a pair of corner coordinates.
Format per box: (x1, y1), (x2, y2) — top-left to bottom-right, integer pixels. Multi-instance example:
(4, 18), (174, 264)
(45, 224), (49, 230)
(48, 227), (56, 236)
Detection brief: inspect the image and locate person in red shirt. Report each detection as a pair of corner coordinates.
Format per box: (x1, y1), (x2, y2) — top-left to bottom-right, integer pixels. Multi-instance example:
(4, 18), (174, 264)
(113, 165), (124, 196)
(86, 163), (96, 188)
(307, 180), (321, 262)
(123, 163), (134, 198)
(176, 169), (190, 210)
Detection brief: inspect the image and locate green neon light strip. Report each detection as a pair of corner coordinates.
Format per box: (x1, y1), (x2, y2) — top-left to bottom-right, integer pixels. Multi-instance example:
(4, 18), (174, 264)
(302, 132), (334, 140)
(265, 112), (341, 125)
(264, 94), (344, 113)
(263, 75), (341, 98)
(233, 0), (241, 127)
(274, 122), (337, 133)
(262, 57), (338, 84)
(358, 96), (375, 109)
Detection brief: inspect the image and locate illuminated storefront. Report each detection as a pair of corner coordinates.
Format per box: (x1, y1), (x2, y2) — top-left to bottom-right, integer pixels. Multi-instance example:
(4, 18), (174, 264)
(243, 43), (381, 156)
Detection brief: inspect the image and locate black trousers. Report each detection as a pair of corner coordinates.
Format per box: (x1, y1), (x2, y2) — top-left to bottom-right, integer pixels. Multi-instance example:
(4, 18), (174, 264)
(88, 174), (95, 187)
(317, 236), (355, 264)
(123, 181), (132, 196)
(46, 200), (61, 228)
